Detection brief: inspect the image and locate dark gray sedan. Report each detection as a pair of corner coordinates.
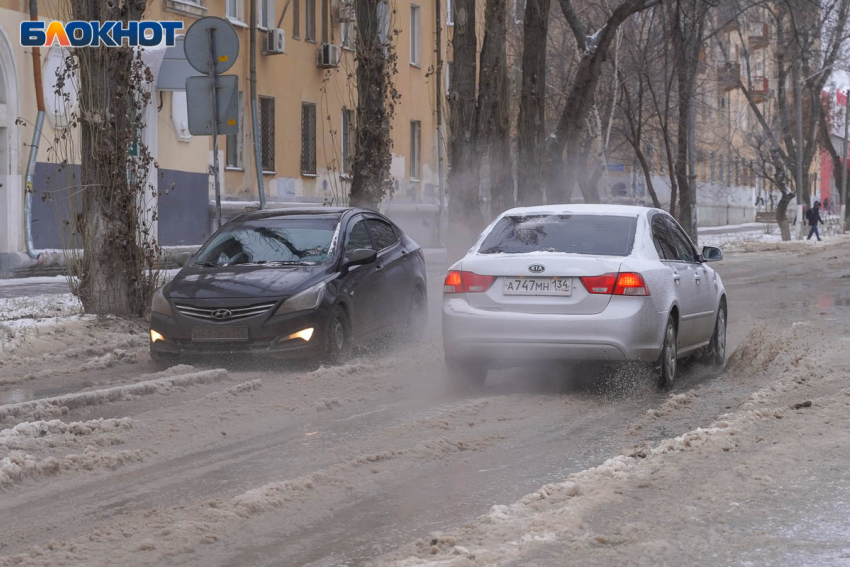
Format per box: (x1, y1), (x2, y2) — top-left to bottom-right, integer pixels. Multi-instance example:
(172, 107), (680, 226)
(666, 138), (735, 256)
(150, 207), (427, 367)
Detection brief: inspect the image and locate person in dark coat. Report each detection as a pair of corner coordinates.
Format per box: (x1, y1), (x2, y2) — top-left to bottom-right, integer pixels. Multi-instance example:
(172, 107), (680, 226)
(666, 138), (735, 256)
(806, 201), (823, 241)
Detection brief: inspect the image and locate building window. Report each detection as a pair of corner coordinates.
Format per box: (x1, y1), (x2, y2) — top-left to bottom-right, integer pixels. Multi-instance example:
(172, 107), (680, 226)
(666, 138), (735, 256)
(342, 18), (355, 49)
(446, 0), (454, 26)
(341, 108), (355, 176)
(321, 0), (329, 42)
(410, 5), (421, 66)
(292, 0), (300, 38)
(226, 91), (244, 169)
(718, 154), (724, 184)
(259, 0), (275, 28)
(259, 96), (275, 172)
(306, 0), (316, 41)
(226, 0), (244, 22)
(515, 0), (526, 23)
(378, 0), (390, 46)
(301, 102), (317, 175)
(710, 152), (716, 182)
(410, 120), (421, 179)
(446, 61), (452, 94)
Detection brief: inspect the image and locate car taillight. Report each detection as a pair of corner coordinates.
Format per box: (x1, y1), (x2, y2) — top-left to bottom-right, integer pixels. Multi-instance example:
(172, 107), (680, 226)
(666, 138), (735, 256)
(581, 272), (650, 296)
(443, 270), (496, 294)
(614, 272), (650, 296)
(418, 249), (425, 261)
(580, 273), (618, 294)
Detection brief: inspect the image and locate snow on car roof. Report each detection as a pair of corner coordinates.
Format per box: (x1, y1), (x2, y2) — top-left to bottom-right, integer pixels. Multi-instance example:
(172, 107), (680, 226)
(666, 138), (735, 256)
(499, 204), (655, 217)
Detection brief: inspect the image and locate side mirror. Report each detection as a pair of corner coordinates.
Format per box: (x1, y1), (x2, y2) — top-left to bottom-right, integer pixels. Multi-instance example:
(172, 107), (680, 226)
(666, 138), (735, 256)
(343, 248), (377, 269)
(174, 252), (193, 267)
(701, 246), (723, 263)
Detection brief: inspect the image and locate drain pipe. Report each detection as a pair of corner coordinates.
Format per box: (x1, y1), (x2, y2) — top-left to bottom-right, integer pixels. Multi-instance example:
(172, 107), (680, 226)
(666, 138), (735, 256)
(24, 0), (46, 260)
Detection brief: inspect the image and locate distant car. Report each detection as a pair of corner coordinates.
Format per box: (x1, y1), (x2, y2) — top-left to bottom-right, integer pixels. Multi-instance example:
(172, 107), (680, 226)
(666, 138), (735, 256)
(442, 204), (727, 389)
(150, 207), (427, 367)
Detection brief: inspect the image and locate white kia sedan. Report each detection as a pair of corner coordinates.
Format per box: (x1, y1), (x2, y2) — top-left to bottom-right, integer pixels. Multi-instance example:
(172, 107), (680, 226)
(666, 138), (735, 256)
(442, 205), (727, 389)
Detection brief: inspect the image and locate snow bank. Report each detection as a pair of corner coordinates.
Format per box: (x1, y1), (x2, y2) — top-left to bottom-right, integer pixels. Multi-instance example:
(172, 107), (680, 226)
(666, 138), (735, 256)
(0, 369), (228, 425)
(0, 294), (83, 323)
(0, 446), (144, 488)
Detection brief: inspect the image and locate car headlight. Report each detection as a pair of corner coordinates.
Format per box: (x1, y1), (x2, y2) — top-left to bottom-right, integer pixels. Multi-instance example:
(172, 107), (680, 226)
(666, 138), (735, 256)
(275, 281), (326, 316)
(151, 286), (174, 317)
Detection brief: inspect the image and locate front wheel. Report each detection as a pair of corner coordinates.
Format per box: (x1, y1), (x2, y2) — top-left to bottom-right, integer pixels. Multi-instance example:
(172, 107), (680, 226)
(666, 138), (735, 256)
(708, 302), (727, 368)
(656, 316), (678, 391)
(150, 349), (178, 371)
(324, 307), (350, 364)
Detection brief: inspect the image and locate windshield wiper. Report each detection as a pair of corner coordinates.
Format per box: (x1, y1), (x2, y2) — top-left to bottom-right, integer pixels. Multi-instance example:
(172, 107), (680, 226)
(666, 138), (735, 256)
(193, 261), (220, 268)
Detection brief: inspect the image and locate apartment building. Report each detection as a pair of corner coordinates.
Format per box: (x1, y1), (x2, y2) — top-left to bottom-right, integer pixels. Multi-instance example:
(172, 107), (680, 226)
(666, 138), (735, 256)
(0, 0), (446, 274)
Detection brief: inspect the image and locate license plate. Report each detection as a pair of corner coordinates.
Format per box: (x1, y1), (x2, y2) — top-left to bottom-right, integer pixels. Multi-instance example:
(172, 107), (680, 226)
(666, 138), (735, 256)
(191, 327), (249, 342)
(502, 277), (572, 296)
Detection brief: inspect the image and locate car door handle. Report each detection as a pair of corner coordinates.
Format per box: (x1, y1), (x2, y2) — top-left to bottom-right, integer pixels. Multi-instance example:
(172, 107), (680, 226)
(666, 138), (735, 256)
(672, 271), (681, 281)
(401, 249), (408, 256)
(375, 264), (383, 272)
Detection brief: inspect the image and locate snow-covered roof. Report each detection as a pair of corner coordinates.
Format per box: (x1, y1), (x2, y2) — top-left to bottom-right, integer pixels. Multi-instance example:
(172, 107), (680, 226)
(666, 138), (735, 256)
(499, 203), (657, 217)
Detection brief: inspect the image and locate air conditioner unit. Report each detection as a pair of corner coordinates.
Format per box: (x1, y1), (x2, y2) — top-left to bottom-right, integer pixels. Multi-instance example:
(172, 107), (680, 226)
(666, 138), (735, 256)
(264, 28), (286, 55)
(317, 44), (340, 68)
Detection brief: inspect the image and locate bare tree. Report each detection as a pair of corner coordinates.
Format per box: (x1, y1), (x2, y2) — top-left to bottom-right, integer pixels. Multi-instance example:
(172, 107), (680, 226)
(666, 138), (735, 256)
(543, 0), (658, 206)
(516, 0), (551, 206)
(734, 0), (850, 238)
(447, 0), (511, 257)
(69, 0), (160, 316)
(350, 0), (399, 208)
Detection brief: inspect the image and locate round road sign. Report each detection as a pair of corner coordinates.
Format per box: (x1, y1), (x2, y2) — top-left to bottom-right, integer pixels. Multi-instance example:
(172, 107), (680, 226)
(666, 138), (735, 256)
(183, 16), (239, 75)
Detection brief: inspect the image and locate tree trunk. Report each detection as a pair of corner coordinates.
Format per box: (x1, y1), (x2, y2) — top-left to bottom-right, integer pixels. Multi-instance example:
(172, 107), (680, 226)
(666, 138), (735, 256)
(350, 0), (395, 208)
(516, 0), (550, 206)
(447, 0), (484, 259)
(72, 0), (152, 316)
(489, 41), (514, 218)
(776, 191), (794, 241)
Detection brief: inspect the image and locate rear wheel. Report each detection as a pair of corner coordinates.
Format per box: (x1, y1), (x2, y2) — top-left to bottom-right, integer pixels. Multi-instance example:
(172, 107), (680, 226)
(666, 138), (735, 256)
(446, 357), (487, 391)
(403, 287), (428, 340)
(324, 307), (350, 364)
(657, 316), (678, 390)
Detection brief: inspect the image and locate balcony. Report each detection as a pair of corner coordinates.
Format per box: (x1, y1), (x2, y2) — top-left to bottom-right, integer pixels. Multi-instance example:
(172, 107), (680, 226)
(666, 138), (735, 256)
(718, 62), (741, 91)
(751, 76), (769, 102)
(748, 22), (769, 50)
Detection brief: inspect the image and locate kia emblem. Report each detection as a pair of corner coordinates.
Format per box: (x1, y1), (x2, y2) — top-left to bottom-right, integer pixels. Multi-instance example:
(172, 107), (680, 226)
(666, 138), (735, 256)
(211, 309), (233, 320)
(528, 264), (545, 274)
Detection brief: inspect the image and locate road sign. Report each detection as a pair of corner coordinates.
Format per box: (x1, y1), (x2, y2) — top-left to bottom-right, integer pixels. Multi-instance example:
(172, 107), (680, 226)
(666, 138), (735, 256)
(607, 163), (625, 172)
(186, 75), (239, 136)
(157, 36), (197, 91)
(182, 16), (240, 230)
(183, 17), (239, 75)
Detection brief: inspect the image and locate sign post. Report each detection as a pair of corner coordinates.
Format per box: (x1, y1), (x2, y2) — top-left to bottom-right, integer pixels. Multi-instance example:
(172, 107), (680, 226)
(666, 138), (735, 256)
(183, 17), (239, 230)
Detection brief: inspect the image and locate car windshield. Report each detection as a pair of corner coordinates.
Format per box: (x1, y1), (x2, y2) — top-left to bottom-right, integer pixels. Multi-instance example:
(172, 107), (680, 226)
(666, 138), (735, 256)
(478, 214), (637, 256)
(193, 218), (339, 267)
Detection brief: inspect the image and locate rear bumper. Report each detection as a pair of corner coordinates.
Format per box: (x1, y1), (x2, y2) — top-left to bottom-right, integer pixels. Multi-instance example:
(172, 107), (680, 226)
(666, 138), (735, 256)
(442, 295), (665, 364)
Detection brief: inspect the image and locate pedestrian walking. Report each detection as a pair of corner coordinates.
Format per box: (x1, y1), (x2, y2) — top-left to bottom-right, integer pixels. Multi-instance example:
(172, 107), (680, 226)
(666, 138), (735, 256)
(806, 201), (823, 241)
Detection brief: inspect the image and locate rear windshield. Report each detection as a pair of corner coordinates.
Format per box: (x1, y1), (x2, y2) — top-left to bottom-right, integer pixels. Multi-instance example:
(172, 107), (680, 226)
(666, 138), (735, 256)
(194, 218), (339, 267)
(478, 214), (637, 256)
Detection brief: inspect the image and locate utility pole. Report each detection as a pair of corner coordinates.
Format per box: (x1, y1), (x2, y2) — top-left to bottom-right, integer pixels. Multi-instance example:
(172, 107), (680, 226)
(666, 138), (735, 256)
(435, 0), (447, 248)
(250, 0), (267, 209)
(794, 58), (804, 239)
(842, 89), (849, 233)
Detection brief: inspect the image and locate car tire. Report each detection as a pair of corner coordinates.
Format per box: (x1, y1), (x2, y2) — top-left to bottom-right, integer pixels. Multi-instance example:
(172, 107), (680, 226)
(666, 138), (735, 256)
(708, 301), (727, 368)
(657, 315), (678, 391)
(403, 287), (428, 340)
(324, 307), (350, 364)
(150, 349), (178, 371)
(446, 357), (487, 391)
